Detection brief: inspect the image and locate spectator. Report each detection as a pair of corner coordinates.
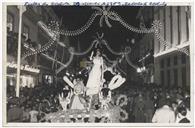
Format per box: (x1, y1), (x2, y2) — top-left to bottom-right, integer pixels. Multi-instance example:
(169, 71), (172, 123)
(7, 98), (23, 122)
(176, 105), (190, 123)
(152, 99), (175, 123)
(22, 106), (30, 122)
(29, 106), (38, 123)
(144, 91), (154, 122)
(133, 92), (146, 122)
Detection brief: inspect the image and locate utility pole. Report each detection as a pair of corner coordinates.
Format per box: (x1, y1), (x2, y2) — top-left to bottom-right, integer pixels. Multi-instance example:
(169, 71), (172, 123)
(16, 5), (26, 97)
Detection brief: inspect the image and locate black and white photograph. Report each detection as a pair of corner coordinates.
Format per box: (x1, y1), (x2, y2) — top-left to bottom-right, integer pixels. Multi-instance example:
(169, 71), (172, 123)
(1, 1), (194, 127)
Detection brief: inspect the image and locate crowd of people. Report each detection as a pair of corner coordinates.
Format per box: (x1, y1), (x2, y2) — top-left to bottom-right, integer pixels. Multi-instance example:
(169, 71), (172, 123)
(6, 82), (191, 123)
(7, 83), (64, 122)
(113, 84), (191, 123)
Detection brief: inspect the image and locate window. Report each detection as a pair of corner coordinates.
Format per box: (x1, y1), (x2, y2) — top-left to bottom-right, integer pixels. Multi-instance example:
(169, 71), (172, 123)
(7, 13), (14, 31)
(167, 70), (170, 86)
(23, 24), (30, 39)
(181, 54), (186, 64)
(160, 71), (164, 86)
(174, 68), (178, 86)
(160, 59), (164, 69)
(174, 55), (178, 65)
(182, 67), (186, 87)
(167, 57), (171, 67)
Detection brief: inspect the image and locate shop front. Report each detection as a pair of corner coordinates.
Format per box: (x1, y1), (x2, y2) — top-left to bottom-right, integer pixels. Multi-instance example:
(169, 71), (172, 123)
(6, 61), (40, 88)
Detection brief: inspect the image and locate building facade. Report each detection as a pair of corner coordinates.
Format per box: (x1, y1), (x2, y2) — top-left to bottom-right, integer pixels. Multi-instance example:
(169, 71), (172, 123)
(136, 6), (191, 88)
(153, 6), (191, 88)
(6, 5), (70, 89)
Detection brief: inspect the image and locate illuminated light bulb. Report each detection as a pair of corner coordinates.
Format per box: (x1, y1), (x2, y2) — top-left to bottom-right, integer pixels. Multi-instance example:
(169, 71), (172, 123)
(137, 68), (141, 73)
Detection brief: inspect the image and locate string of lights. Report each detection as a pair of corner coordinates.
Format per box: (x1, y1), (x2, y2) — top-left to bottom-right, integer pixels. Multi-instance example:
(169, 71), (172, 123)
(57, 48), (75, 74)
(22, 36), (57, 59)
(24, 7), (189, 62)
(154, 27), (189, 56)
(69, 41), (97, 56)
(102, 54), (117, 64)
(116, 64), (127, 76)
(50, 12), (98, 36)
(112, 11), (154, 33)
(103, 41), (130, 55)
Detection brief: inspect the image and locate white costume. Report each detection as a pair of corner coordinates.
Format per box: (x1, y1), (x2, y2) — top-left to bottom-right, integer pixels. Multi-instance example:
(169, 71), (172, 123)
(58, 92), (71, 111)
(86, 56), (103, 96)
(63, 76), (86, 110)
(70, 81), (86, 110)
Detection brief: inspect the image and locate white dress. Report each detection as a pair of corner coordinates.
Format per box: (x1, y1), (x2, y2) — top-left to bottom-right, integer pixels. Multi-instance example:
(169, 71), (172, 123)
(86, 57), (103, 96)
(70, 81), (86, 110)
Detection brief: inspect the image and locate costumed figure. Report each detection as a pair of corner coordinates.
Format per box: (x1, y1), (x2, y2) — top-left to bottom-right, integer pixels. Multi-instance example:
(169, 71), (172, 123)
(86, 48), (104, 109)
(63, 76), (87, 110)
(58, 85), (71, 111)
(70, 77), (87, 110)
(99, 82), (111, 110)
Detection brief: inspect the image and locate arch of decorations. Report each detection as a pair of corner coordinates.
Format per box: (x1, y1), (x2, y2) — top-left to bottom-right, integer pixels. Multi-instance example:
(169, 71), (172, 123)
(22, 6), (189, 74)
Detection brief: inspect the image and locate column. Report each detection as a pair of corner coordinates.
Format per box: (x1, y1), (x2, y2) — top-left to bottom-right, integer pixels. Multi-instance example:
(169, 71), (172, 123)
(165, 6), (171, 50)
(172, 6), (179, 47)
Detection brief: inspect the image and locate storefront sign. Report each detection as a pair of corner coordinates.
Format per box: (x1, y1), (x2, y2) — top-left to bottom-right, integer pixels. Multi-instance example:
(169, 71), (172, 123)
(7, 62), (40, 73)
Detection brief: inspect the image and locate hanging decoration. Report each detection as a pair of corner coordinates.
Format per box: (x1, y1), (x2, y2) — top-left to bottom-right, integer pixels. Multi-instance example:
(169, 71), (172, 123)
(56, 47), (75, 74)
(102, 54), (117, 64)
(22, 37), (57, 59)
(69, 41), (97, 56)
(125, 53), (138, 70)
(116, 64), (127, 76)
(49, 12), (98, 36)
(152, 20), (189, 55)
(24, 6), (189, 64)
(103, 41), (131, 55)
(112, 11), (154, 34)
(22, 20), (59, 59)
(92, 6), (115, 28)
(93, 32), (105, 48)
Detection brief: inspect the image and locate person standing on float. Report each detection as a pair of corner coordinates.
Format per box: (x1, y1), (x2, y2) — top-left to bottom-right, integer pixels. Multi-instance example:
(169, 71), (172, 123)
(86, 48), (104, 109)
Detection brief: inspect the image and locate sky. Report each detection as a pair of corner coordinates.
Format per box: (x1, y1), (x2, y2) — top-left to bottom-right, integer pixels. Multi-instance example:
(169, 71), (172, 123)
(52, 6), (141, 59)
